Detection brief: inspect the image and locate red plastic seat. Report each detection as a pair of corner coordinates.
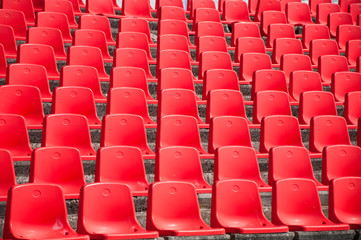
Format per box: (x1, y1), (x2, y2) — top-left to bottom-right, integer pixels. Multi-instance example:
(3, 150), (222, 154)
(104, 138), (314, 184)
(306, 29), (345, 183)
(119, 18), (155, 46)
(331, 71), (361, 102)
(302, 24), (331, 49)
(222, 0), (251, 22)
(272, 178), (350, 231)
(235, 37), (266, 63)
(79, 14), (115, 45)
(280, 0), (301, 12)
(73, 29), (112, 62)
(66, 0), (82, 14)
(18, 44), (60, 79)
(344, 91), (361, 124)
(286, 2), (314, 25)
(2, 0), (35, 26)
(146, 181), (225, 236)
(157, 115), (208, 155)
(100, 114), (154, 157)
(110, 67), (154, 101)
(272, 38), (303, 64)
(199, 51), (233, 80)
(197, 36), (228, 61)
(202, 69), (240, 100)
(78, 183), (158, 238)
(190, 0), (217, 19)
(337, 24), (361, 50)
(117, 32), (155, 63)
(157, 50), (194, 79)
(157, 0), (184, 12)
(121, 0), (154, 20)
(260, 10), (287, 36)
(206, 89), (247, 124)
(60, 65), (106, 102)
(319, 55), (349, 83)
(329, 177), (361, 229)
(158, 89), (204, 124)
(114, 48), (155, 81)
(240, 53), (272, 83)
(42, 114), (97, 159)
(251, 69), (288, 100)
(280, 54), (312, 82)
(340, 0), (360, 12)
(209, 116), (253, 154)
(86, 0), (120, 18)
(67, 46), (109, 80)
(328, 12), (353, 37)
(158, 6), (189, 23)
(155, 146), (211, 193)
(0, 150), (16, 201)
(44, 0), (78, 28)
(0, 85), (44, 129)
(159, 68), (198, 98)
(3, 184), (90, 240)
(0, 9), (27, 40)
(52, 87), (101, 127)
(310, 39), (339, 65)
(195, 21), (225, 45)
(28, 27), (67, 60)
(289, 71), (323, 102)
(106, 87), (155, 125)
(299, 91), (337, 125)
(255, 0), (281, 21)
(316, 3), (340, 24)
(346, 39), (361, 65)
(158, 35), (192, 60)
(95, 146), (150, 195)
(267, 23), (296, 48)
(6, 64), (52, 101)
(0, 24), (17, 58)
(253, 91), (292, 124)
(309, 0), (332, 15)
(260, 115), (305, 153)
(211, 179), (288, 233)
(231, 22), (261, 47)
(158, 20), (192, 46)
(309, 115), (351, 153)
(269, 146), (327, 189)
(323, 145), (361, 184)
(29, 147), (86, 199)
(36, 12), (73, 43)
(349, 3), (361, 23)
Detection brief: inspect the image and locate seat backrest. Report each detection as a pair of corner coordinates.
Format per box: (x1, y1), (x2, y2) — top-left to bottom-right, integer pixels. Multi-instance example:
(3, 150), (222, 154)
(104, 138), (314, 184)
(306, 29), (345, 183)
(272, 38), (303, 64)
(157, 49), (193, 78)
(235, 37), (266, 63)
(197, 36), (228, 61)
(122, 0), (152, 18)
(159, 68), (196, 96)
(331, 71), (361, 102)
(86, 0), (115, 15)
(251, 69), (287, 100)
(0, 24), (17, 57)
(157, 0), (184, 11)
(267, 23), (295, 48)
(309, 0), (331, 15)
(346, 39), (361, 66)
(339, 0), (360, 12)
(0, 9), (27, 40)
(199, 51), (233, 80)
(79, 14), (115, 44)
(119, 18), (154, 44)
(195, 21), (225, 44)
(286, 2), (313, 24)
(117, 32), (154, 61)
(344, 91), (361, 125)
(336, 25), (361, 50)
(316, 3), (340, 24)
(318, 55), (349, 83)
(222, 0), (250, 22)
(44, 0), (77, 27)
(280, 54), (312, 82)
(328, 12), (353, 37)
(193, 8), (221, 31)
(231, 22), (261, 47)
(203, 69), (240, 100)
(302, 24), (330, 49)
(2, 0), (35, 25)
(261, 10), (287, 36)
(36, 12), (72, 42)
(255, 0), (281, 21)
(190, 0), (216, 19)
(289, 71), (323, 102)
(158, 19), (192, 45)
(240, 53), (272, 82)
(349, 3), (361, 24)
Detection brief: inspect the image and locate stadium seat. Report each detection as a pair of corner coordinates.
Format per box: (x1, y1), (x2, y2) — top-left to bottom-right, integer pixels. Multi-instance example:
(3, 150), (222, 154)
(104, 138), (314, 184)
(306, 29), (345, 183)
(78, 183), (159, 238)
(0, 150), (16, 201)
(339, 0), (360, 12)
(346, 40), (361, 65)
(79, 14), (115, 45)
(208, 116), (253, 154)
(0, 85), (44, 129)
(251, 69), (288, 100)
(211, 179), (288, 233)
(337, 25), (361, 50)
(197, 36), (228, 61)
(260, 115), (305, 153)
(286, 2), (314, 25)
(289, 71), (323, 102)
(316, 3), (340, 24)
(29, 147), (86, 199)
(253, 91), (292, 124)
(318, 55), (349, 83)
(0, 24), (17, 58)
(157, 50), (194, 80)
(27, 27), (67, 60)
(240, 53), (272, 83)
(349, 3), (361, 24)
(121, 0), (154, 20)
(155, 146), (211, 193)
(51, 87), (101, 128)
(309, 116), (351, 153)
(158, 5), (185, 18)
(214, 146), (271, 190)
(222, 0), (251, 22)
(157, 115), (208, 155)
(60, 65), (106, 102)
(331, 71), (361, 102)
(329, 177), (361, 229)
(280, 0), (301, 12)
(328, 12), (353, 37)
(67, 46), (109, 80)
(100, 114), (154, 157)
(302, 24), (331, 49)
(146, 181), (225, 236)
(235, 37), (266, 63)
(95, 146), (150, 196)
(309, 0), (331, 15)
(42, 114), (97, 160)
(269, 146), (327, 190)
(261, 11), (287, 36)
(195, 21), (225, 45)
(267, 23), (296, 48)
(117, 32), (155, 63)
(190, 0), (217, 19)
(86, 0), (121, 18)
(110, 67), (155, 101)
(310, 39), (339, 65)
(202, 69), (240, 100)
(199, 51), (233, 80)
(157, 35), (192, 61)
(272, 178), (350, 231)
(193, 8), (221, 32)
(272, 38), (303, 64)
(3, 184), (90, 240)
(280, 54), (313, 82)
(0, 9), (27, 40)
(255, 0), (281, 22)
(6, 64), (52, 102)
(119, 18), (155, 46)
(106, 87), (155, 125)
(158, 20), (193, 46)
(231, 22), (261, 47)
(344, 91), (361, 125)
(44, 0), (78, 28)
(2, 0), (35, 26)
(299, 91), (337, 125)
(36, 12), (73, 43)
